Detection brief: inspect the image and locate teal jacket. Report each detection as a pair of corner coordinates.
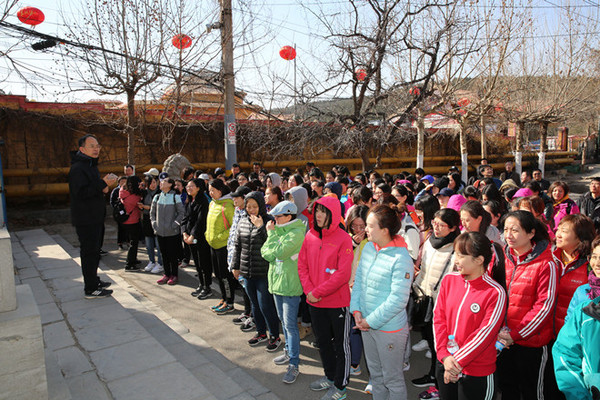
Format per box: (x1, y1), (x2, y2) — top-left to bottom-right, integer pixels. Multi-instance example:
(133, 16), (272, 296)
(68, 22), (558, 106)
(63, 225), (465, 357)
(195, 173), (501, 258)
(350, 236), (413, 332)
(553, 296), (600, 400)
(565, 284), (591, 323)
(262, 219), (306, 297)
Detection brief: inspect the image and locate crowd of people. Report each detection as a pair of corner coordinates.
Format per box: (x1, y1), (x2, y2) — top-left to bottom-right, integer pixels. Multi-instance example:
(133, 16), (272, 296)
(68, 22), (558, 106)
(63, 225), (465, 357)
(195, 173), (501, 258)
(70, 135), (599, 400)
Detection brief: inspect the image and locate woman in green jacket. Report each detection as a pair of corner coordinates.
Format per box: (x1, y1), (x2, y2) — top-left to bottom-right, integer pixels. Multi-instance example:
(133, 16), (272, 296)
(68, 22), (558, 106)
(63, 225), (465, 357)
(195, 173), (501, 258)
(205, 179), (236, 314)
(261, 201), (306, 384)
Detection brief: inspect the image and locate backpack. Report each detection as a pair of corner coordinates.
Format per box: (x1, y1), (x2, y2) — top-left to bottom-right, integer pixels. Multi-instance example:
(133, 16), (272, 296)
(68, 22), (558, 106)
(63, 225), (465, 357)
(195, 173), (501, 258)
(112, 200), (129, 224)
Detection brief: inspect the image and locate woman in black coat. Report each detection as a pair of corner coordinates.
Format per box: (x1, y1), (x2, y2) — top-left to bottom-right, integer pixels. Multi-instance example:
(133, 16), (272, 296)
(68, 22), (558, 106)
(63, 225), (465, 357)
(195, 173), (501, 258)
(182, 178), (213, 299)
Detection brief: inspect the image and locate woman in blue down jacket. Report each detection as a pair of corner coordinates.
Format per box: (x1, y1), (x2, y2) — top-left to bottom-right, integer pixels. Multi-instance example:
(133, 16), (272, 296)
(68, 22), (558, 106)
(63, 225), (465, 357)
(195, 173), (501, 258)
(350, 204), (414, 400)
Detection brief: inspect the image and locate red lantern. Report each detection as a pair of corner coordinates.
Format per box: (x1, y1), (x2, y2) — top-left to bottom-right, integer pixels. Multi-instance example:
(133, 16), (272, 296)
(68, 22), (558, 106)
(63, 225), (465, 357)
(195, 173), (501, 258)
(279, 46), (296, 61)
(17, 7), (45, 26)
(409, 87), (420, 96)
(355, 68), (367, 81)
(457, 97), (470, 107)
(172, 34), (192, 49)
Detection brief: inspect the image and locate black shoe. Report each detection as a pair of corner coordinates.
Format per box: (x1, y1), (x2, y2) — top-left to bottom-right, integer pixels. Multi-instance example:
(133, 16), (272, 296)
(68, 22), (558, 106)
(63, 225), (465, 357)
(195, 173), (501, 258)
(99, 249), (108, 256)
(411, 375), (436, 388)
(125, 265), (140, 272)
(98, 280), (112, 289)
(135, 260), (142, 265)
(191, 287), (203, 297)
(197, 288), (212, 300)
(240, 318), (256, 332)
(85, 288), (113, 299)
(232, 313), (250, 325)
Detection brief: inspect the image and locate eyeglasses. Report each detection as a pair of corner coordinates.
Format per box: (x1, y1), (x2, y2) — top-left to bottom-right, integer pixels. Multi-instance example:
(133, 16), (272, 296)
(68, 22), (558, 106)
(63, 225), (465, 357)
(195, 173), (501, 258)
(432, 221), (449, 228)
(86, 144), (102, 149)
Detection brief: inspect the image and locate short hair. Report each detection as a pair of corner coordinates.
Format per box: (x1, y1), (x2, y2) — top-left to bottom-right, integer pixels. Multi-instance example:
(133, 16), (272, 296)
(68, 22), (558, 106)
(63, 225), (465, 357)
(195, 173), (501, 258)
(548, 181), (570, 198)
(414, 168), (425, 176)
(124, 164), (134, 170)
(352, 186), (373, 205)
(368, 205), (401, 237)
(78, 134), (97, 147)
(463, 185), (480, 200)
(525, 180), (541, 194)
(434, 208), (461, 229)
(232, 163), (240, 168)
(335, 175), (350, 186)
(557, 214), (596, 257)
(346, 205), (369, 235)
(591, 176), (600, 183)
(209, 179), (230, 195)
(253, 161), (261, 166)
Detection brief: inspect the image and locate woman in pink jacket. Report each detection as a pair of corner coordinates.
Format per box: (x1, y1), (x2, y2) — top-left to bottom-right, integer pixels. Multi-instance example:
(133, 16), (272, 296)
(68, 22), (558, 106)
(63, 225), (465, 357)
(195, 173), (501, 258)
(549, 181), (579, 233)
(119, 175), (142, 271)
(298, 196), (354, 400)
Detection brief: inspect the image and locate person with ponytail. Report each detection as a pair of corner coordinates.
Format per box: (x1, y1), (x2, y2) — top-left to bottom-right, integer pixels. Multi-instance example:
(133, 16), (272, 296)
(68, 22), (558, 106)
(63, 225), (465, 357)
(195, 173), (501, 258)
(433, 232), (507, 400)
(497, 210), (558, 400)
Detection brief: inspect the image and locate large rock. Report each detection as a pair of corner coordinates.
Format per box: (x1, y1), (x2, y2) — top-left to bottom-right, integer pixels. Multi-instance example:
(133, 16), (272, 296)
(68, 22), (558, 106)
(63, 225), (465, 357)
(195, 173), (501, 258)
(163, 154), (191, 180)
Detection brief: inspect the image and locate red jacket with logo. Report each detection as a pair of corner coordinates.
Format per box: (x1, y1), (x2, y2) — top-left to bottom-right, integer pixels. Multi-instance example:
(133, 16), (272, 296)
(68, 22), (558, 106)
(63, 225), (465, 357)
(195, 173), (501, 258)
(433, 272), (507, 377)
(504, 241), (558, 347)
(552, 248), (589, 334)
(298, 196), (354, 308)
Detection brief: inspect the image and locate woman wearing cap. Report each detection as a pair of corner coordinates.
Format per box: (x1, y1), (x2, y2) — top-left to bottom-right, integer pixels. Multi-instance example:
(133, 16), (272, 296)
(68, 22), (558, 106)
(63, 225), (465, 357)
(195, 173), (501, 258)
(261, 200), (307, 384)
(205, 179), (236, 313)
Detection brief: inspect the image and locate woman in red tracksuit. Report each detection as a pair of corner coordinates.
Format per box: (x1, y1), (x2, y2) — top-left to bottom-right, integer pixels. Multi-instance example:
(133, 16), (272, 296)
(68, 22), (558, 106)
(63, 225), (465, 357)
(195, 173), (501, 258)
(298, 196), (354, 399)
(433, 232), (507, 400)
(497, 210), (558, 400)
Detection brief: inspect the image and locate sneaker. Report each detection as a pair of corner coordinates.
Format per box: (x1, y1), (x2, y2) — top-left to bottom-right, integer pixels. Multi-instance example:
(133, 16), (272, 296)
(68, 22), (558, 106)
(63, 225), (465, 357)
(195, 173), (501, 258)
(248, 333), (268, 346)
(412, 374), (436, 388)
(197, 288), (212, 300)
(211, 300), (226, 311)
(216, 304), (235, 315)
(282, 364), (299, 384)
(150, 263), (164, 274)
(403, 361), (410, 371)
(191, 286), (203, 297)
(99, 249), (108, 256)
(320, 386), (346, 400)
(266, 336), (282, 352)
(125, 264), (140, 272)
(98, 280), (112, 289)
(309, 376), (333, 391)
(412, 339), (430, 352)
(419, 386), (440, 400)
(425, 350), (432, 359)
(350, 365), (362, 376)
(232, 313), (250, 325)
(364, 381), (373, 394)
(144, 262), (155, 272)
(85, 288), (113, 299)
(240, 318), (256, 332)
(167, 276), (178, 285)
(156, 275), (169, 285)
(273, 349), (290, 365)
(178, 260), (189, 268)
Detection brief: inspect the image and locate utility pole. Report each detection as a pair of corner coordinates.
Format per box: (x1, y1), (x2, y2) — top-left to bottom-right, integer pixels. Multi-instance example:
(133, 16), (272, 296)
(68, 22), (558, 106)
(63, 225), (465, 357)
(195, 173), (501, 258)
(221, 0), (236, 170)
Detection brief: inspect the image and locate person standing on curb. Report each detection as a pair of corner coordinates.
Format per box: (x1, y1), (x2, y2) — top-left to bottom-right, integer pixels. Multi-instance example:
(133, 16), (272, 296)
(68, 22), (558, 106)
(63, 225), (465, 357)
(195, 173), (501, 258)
(69, 134), (116, 298)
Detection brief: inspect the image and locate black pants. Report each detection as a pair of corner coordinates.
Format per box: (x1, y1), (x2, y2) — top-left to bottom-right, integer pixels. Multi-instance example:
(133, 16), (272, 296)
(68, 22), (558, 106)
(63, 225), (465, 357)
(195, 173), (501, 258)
(190, 240), (212, 288)
(117, 221), (128, 244)
(122, 223), (140, 266)
(157, 235), (182, 277)
(544, 340), (567, 400)
(497, 343), (549, 400)
(422, 320), (437, 378)
(75, 223), (103, 293)
(182, 241), (191, 263)
(309, 305), (351, 390)
(299, 294), (312, 325)
(436, 361), (496, 400)
(210, 246), (236, 304)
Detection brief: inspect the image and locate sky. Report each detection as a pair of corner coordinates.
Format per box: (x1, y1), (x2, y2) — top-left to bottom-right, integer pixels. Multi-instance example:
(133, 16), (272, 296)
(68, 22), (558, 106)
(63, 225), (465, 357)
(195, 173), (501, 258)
(1, 0), (600, 109)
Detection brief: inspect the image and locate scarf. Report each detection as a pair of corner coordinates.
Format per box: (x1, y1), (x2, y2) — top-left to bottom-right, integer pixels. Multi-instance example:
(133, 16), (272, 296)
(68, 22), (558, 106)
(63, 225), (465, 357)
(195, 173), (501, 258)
(429, 229), (460, 250)
(553, 194), (570, 207)
(588, 271), (600, 300)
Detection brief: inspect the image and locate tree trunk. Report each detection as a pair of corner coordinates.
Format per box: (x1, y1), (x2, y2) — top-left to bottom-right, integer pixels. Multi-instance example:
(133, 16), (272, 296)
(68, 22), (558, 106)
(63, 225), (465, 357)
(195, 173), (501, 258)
(538, 121), (548, 177)
(416, 109), (425, 169)
(514, 121), (525, 176)
(126, 90), (136, 165)
(459, 122), (468, 184)
(582, 125), (591, 167)
(360, 150), (371, 172)
(480, 114), (487, 160)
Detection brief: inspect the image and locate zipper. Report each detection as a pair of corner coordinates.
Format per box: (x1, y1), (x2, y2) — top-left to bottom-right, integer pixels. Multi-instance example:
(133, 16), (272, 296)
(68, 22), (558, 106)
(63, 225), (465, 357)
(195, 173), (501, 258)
(452, 280), (470, 337)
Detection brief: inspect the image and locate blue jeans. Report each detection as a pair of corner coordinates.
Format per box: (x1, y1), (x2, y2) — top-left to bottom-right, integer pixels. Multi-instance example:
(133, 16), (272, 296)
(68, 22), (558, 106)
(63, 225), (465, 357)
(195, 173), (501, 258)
(274, 295), (301, 366)
(145, 236), (162, 265)
(244, 276), (279, 338)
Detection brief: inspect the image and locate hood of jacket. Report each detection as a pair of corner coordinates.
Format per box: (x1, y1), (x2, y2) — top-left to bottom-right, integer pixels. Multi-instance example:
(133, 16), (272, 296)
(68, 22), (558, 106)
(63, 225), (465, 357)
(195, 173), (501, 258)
(446, 194), (467, 212)
(213, 193), (233, 204)
(314, 195), (342, 236)
(70, 150), (98, 166)
(244, 191), (269, 220)
(286, 186), (309, 213)
(268, 172), (281, 187)
(324, 181), (342, 199)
